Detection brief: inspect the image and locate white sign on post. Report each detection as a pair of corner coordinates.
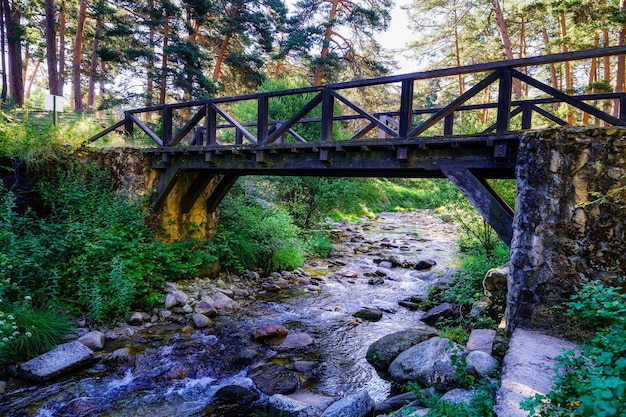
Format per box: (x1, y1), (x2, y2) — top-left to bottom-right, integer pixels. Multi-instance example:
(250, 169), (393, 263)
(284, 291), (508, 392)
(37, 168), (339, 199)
(44, 94), (65, 112)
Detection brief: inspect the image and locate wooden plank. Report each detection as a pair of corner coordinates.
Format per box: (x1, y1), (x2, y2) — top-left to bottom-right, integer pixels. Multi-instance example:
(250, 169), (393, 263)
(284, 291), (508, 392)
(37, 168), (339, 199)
(496, 68), (513, 133)
(409, 71), (500, 137)
(321, 89), (335, 142)
(267, 93), (323, 144)
(181, 173), (216, 214)
(127, 113), (163, 146)
(151, 166), (181, 212)
(206, 175), (239, 213)
(531, 105), (569, 126)
(171, 106), (206, 146)
(330, 90), (398, 137)
(87, 119), (125, 143)
(512, 69), (626, 126)
(442, 168), (513, 245)
(258, 94), (269, 145)
(212, 104), (258, 144)
(162, 107), (173, 146)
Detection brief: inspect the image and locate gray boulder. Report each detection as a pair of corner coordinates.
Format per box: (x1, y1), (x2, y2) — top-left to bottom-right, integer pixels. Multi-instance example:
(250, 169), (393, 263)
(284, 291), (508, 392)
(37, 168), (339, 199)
(192, 313), (211, 328)
(440, 388), (474, 405)
(353, 307), (383, 322)
(268, 394), (322, 417)
(366, 325), (439, 371)
(77, 331), (105, 351)
(389, 337), (464, 392)
(420, 303), (457, 325)
(465, 350), (499, 377)
(17, 342), (94, 382)
(207, 291), (234, 309)
(321, 390), (374, 417)
(165, 289), (188, 309)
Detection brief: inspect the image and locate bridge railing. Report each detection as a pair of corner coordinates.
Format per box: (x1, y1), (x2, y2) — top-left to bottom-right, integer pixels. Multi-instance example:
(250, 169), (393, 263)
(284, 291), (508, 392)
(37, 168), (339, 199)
(88, 46), (626, 148)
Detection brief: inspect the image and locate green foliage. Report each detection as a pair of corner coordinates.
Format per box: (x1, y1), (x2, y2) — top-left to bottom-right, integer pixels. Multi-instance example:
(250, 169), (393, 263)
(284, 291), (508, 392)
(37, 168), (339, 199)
(0, 162), (215, 324)
(440, 326), (470, 344)
(443, 242), (509, 307)
(215, 186), (306, 272)
(522, 279), (626, 417)
(0, 298), (72, 367)
(306, 231), (334, 258)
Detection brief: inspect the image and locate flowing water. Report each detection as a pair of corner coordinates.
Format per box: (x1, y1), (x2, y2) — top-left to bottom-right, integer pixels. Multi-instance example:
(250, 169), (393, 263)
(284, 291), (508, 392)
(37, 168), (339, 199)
(0, 210), (459, 416)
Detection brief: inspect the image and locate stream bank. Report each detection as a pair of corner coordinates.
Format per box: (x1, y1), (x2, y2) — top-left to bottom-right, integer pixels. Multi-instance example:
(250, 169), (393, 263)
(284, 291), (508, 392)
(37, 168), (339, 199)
(1, 210), (471, 416)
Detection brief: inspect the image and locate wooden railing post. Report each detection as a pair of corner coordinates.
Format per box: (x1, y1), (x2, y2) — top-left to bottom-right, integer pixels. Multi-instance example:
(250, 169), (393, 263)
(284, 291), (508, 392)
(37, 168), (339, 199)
(399, 79), (414, 137)
(258, 94), (269, 145)
(321, 88), (334, 142)
(206, 103), (217, 146)
(521, 101), (533, 129)
(444, 113), (454, 135)
(124, 111), (134, 137)
(496, 68), (512, 133)
(162, 106), (173, 147)
(620, 96), (626, 122)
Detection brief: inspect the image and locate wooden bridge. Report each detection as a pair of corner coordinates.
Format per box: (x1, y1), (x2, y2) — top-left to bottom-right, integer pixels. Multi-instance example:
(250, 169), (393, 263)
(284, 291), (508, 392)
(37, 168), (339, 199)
(90, 46), (626, 245)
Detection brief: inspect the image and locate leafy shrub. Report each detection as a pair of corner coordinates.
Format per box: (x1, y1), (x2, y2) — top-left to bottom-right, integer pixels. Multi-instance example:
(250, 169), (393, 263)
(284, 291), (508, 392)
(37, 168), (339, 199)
(306, 231), (334, 258)
(522, 279), (626, 417)
(215, 188), (306, 272)
(0, 162), (215, 324)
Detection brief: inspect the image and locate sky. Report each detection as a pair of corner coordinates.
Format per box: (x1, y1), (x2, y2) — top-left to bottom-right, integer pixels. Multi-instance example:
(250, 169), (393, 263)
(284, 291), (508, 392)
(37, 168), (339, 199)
(284, 0), (420, 76)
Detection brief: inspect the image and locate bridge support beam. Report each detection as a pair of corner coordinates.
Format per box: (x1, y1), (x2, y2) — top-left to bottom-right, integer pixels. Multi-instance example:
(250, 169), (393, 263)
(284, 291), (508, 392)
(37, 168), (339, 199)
(442, 168), (513, 246)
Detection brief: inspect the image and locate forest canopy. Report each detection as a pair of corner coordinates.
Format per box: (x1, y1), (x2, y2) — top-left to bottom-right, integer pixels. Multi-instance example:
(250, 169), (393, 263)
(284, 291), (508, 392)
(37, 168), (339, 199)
(1, 0), (624, 112)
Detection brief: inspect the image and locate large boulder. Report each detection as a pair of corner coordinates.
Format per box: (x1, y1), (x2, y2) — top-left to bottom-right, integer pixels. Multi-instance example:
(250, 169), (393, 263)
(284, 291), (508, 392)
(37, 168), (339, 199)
(320, 390), (374, 417)
(17, 342), (94, 382)
(388, 337), (464, 392)
(366, 325), (439, 372)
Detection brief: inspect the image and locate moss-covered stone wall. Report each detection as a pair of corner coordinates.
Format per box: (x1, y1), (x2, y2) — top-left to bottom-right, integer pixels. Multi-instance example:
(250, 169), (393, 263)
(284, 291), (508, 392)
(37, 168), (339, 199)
(507, 127), (626, 331)
(85, 147), (219, 241)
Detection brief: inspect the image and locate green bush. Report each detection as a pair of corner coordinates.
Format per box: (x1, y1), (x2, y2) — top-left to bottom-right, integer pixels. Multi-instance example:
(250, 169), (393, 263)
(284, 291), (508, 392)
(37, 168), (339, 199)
(215, 188), (306, 273)
(0, 162), (215, 324)
(522, 279), (626, 417)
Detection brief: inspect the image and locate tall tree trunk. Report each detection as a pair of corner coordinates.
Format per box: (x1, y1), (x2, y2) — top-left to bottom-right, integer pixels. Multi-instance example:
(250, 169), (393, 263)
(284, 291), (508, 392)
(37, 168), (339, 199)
(558, 10), (573, 123)
(26, 60), (40, 98)
(541, 26), (558, 90)
(22, 45), (27, 88)
(492, 0), (520, 98)
(87, 18), (101, 110)
(314, 0), (339, 85)
(73, 0), (88, 113)
(614, 0), (625, 118)
(0, 0), (7, 102)
(59, 0), (66, 93)
(2, 0), (24, 106)
(583, 33), (599, 125)
(213, 2), (244, 81)
(45, 0), (61, 95)
(159, 7), (169, 105)
(146, 0), (155, 112)
(453, 0), (463, 95)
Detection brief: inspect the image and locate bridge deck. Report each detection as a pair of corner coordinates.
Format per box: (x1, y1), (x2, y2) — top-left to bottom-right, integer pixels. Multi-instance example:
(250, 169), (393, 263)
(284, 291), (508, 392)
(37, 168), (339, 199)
(89, 46), (626, 246)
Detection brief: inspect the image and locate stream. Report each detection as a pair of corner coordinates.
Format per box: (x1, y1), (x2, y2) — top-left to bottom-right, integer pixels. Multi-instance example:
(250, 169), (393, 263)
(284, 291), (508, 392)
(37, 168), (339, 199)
(0, 210), (460, 417)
